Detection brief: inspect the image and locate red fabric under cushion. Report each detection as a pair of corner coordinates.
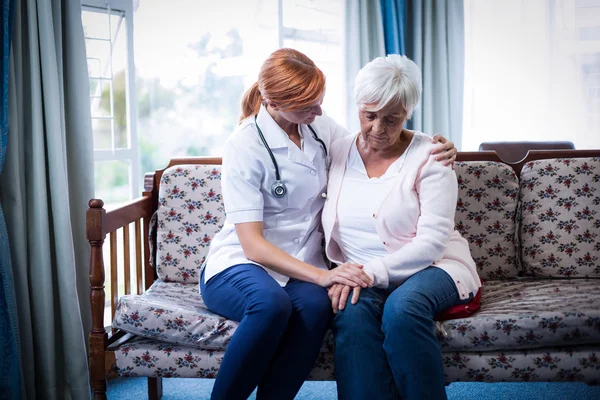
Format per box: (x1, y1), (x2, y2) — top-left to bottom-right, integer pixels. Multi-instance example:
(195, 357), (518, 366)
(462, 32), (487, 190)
(435, 282), (483, 321)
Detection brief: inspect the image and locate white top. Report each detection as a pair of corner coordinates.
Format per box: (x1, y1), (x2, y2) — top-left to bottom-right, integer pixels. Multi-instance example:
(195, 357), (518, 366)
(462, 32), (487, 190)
(322, 131), (481, 299)
(332, 140), (410, 265)
(203, 105), (350, 286)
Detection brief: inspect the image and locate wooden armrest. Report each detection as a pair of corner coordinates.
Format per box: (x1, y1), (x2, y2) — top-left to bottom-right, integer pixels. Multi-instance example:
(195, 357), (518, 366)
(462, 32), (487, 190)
(88, 196), (157, 370)
(103, 197), (153, 235)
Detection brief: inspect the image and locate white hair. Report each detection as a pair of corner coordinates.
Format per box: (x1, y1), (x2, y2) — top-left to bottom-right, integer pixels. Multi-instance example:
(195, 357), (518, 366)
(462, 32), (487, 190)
(354, 54), (422, 118)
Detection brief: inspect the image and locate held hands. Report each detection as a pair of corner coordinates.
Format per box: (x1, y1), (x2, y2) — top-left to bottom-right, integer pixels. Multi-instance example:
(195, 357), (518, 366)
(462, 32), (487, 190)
(328, 284), (361, 314)
(317, 262), (372, 289)
(430, 134), (457, 168)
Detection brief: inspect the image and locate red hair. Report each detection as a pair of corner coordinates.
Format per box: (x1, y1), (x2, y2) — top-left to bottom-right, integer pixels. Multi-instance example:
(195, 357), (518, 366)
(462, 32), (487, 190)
(240, 48), (326, 122)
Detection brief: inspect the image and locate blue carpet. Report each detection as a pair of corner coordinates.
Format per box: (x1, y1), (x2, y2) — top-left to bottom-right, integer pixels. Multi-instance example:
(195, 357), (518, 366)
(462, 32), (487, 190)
(107, 377), (600, 399)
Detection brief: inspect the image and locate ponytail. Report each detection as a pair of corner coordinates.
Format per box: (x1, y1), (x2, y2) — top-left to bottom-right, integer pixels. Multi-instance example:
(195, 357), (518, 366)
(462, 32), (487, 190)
(239, 82), (262, 122)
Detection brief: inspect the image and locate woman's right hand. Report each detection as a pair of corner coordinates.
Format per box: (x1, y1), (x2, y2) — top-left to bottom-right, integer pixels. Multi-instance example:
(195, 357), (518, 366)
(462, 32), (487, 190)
(317, 263), (372, 288)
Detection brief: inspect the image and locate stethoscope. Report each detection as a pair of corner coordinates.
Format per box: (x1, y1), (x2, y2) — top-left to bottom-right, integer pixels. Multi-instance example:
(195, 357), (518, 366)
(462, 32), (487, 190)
(254, 115), (329, 198)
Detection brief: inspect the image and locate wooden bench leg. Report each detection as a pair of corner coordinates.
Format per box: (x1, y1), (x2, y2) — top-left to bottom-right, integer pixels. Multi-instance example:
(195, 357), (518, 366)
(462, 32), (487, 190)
(89, 334), (108, 400)
(91, 378), (107, 400)
(148, 377), (163, 400)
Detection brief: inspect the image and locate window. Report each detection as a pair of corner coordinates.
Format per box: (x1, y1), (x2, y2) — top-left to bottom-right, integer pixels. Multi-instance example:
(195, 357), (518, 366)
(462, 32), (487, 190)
(133, 0), (346, 180)
(82, 0), (140, 326)
(462, 0), (600, 150)
(82, 0), (139, 208)
(82, 0), (346, 206)
(280, 0), (346, 124)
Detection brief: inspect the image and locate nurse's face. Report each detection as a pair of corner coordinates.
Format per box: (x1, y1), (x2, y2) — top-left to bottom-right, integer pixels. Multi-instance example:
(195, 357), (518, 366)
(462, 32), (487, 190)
(278, 94), (325, 125)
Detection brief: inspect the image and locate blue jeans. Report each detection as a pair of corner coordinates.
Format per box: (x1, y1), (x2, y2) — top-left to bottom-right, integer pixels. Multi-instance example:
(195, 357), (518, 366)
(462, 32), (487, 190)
(332, 266), (470, 400)
(200, 264), (332, 400)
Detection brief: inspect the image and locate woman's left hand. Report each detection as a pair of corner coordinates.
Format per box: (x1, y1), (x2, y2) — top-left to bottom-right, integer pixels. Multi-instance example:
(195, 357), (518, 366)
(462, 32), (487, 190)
(328, 284), (362, 314)
(430, 134), (457, 168)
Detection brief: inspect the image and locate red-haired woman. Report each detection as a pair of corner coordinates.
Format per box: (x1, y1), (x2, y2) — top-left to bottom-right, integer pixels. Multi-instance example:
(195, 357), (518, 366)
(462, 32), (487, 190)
(200, 48), (457, 400)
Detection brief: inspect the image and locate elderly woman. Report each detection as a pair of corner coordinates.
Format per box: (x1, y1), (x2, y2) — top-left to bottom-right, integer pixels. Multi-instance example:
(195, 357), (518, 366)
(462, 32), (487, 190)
(322, 54), (481, 400)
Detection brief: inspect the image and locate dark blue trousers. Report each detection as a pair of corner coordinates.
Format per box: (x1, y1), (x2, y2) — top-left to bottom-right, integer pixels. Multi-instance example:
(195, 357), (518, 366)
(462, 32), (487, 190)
(333, 266), (470, 400)
(200, 264), (331, 400)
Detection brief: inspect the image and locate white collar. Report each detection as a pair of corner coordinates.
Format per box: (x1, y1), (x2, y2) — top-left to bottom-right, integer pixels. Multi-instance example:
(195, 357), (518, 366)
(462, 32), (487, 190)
(254, 105), (294, 150)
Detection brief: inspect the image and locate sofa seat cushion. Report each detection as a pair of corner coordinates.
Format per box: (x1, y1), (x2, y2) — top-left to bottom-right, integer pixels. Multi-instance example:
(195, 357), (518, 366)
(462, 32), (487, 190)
(112, 336), (335, 380)
(116, 279), (599, 356)
(519, 157), (600, 277)
(438, 279), (600, 352)
(114, 280), (337, 352)
(113, 280), (238, 350)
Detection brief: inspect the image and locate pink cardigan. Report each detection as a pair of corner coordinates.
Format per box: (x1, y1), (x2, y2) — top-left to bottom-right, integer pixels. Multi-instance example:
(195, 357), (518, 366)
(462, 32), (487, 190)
(322, 132), (481, 300)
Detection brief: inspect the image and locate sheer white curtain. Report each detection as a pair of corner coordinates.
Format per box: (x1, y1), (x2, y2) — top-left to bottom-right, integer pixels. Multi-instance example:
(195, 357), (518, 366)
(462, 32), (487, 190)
(462, 0), (600, 150)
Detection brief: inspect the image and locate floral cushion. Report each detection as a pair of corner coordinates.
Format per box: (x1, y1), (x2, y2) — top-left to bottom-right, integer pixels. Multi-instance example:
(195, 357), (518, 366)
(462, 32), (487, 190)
(112, 336), (335, 381)
(112, 336), (599, 384)
(154, 162), (521, 284)
(155, 165), (224, 283)
(443, 346), (599, 384)
(519, 157), (600, 277)
(114, 279), (600, 354)
(454, 161), (521, 279)
(437, 279), (600, 352)
(113, 281), (237, 349)
(114, 279), (337, 352)
(113, 336), (225, 379)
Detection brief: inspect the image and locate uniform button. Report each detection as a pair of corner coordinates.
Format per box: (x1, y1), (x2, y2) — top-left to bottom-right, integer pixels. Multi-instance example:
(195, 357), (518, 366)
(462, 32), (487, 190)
(457, 280), (461, 284)
(372, 213), (376, 218)
(310, 170), (316, 176)
(321, 192), (327, 199)
(383, 241), (386, 245)
(304, 216), (310, 222)
(293, 237), (300, 244)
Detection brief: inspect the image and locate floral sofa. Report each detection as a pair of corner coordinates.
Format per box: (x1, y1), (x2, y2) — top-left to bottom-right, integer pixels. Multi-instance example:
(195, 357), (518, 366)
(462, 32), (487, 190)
(87, 150), (600, 399)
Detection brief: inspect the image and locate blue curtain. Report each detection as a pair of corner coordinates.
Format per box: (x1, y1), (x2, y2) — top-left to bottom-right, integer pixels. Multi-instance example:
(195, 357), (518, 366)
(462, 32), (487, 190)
(0, 0), (22, 399)
(380, 0), (406, 56)
(380, 0), (465, 146)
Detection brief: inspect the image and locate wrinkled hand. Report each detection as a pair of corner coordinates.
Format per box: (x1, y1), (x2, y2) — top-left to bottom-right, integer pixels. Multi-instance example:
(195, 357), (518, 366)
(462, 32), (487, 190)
(328, 284), (362, 314)
(430, 134), (457, 169)
(318, 263), (372, 289)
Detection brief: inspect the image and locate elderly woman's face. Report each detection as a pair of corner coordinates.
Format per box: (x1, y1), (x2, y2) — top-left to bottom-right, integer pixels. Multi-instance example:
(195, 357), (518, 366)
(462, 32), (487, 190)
(358, 102), (407, 151)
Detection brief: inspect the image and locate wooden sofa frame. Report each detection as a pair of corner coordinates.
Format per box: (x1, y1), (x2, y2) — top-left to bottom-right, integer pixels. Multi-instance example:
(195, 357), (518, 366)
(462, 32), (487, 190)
(87, 150), (600, 400)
